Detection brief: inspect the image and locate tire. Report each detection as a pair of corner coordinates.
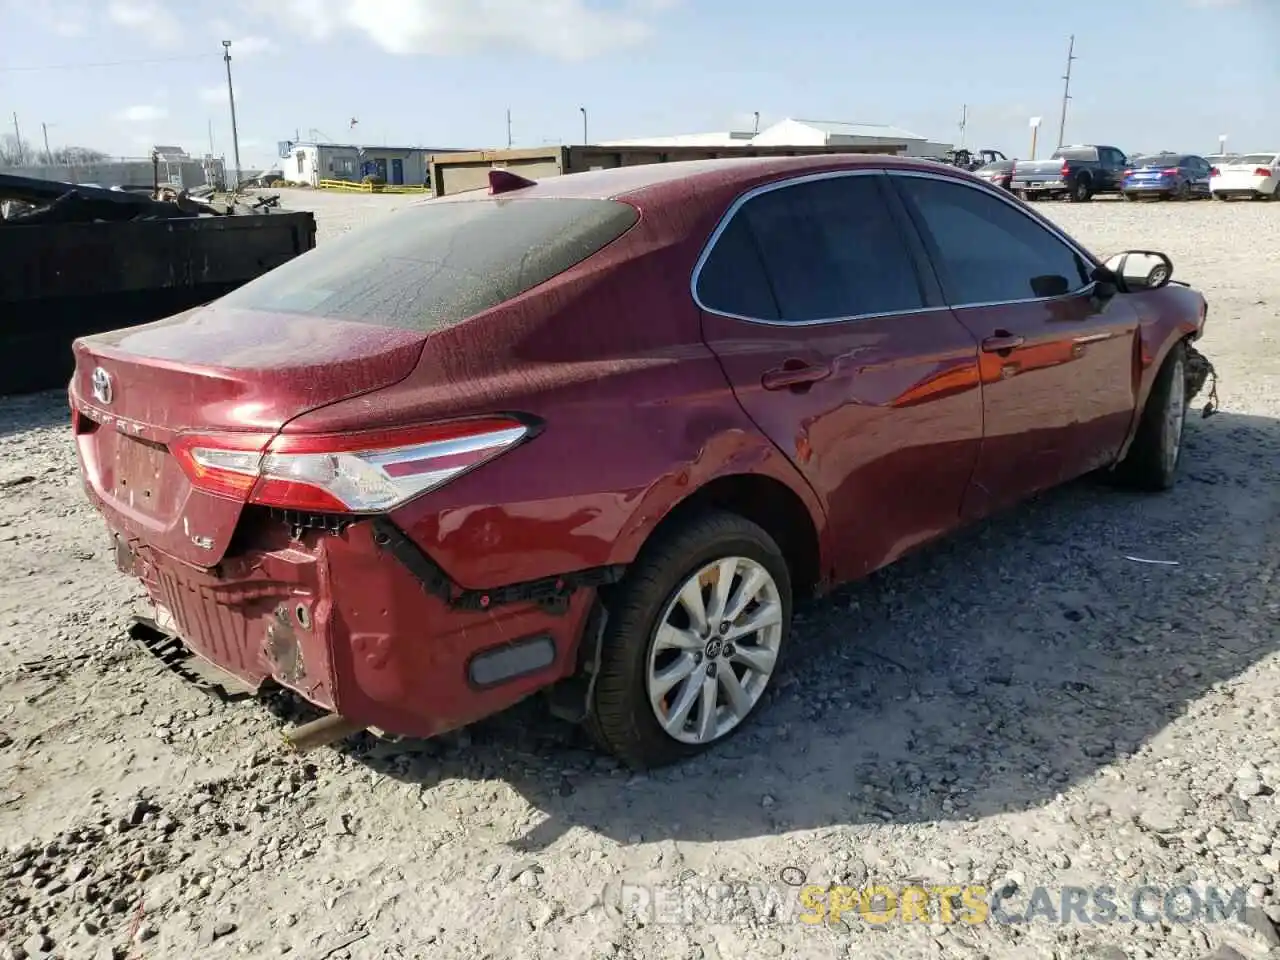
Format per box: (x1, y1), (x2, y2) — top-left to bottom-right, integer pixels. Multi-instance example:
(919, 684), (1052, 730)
(1174, 181), (1192, 201)
(584, 510), (792, 769)
(1068, 176), (1093, 202)
(1213, 192), (1226, 201)
(1111, 341), (1189, 491)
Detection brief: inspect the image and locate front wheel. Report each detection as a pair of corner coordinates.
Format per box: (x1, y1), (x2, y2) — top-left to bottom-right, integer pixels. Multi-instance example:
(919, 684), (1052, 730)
(585, 511), (792, 769)
(1110, 342), (1188, 491)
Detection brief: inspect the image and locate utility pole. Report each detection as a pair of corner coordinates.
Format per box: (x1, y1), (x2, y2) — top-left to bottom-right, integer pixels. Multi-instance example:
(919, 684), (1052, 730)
(1057, 34), (1076, 150)
(11, 113), (23, 165)
(207, 118), (215, 156)
(41, 123), (52, 164)
(753, 111), (760, 134)
(506, 109), (512, 148)
(579, 106), (588, 146)
(222, 40), (242, 190)
(959, 104), (968, 150)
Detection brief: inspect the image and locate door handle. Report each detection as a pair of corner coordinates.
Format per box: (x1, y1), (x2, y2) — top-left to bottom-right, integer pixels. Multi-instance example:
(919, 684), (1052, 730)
(981, 332), (1026, 355)
(762, 359), (831, 391)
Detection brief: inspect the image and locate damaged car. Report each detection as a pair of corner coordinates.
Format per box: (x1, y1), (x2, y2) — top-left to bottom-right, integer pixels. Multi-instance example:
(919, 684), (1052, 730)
(69, 155), (1217, 769)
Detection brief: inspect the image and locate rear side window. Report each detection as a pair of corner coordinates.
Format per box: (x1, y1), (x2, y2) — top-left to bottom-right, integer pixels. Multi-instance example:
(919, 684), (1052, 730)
(217, 197), (639, 331)
(698, 174), (924, 322)
(695, 214), (780, 320)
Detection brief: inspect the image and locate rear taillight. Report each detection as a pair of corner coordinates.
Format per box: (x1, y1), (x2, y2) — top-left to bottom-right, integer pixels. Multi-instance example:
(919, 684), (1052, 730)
(1162, 168), (1180, 176)
(1123, 169), (1133, 178)
(1061, 162), (1071, 177)
(171, 417), (533, 513)
(1210, 167), (1220, 177)
(1256, 167), (1273, 177)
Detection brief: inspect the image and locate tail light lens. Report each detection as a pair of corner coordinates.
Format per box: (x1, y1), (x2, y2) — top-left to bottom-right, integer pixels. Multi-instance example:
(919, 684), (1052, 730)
(1123, 169), (1133, 178)
(1162, 168), (1180, 176)
(1061, 162), (1071, 177)
(1210, 167), (1220, 177)
(1255, 167), (1273, 177)
(171, 417), (534, 513)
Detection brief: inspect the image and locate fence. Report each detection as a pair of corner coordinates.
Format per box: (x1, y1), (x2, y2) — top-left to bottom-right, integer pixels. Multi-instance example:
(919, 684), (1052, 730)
(316, 179), (430, 195)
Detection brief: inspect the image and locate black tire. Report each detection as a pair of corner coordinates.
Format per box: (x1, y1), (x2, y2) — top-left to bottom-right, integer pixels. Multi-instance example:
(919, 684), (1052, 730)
(1174, 181), (1192, 201)
(1068, 176), (1093, 202)
(584, 510), (792, 769)
(1110, 341), (1189, 491)
(1213, 192), (1226, 201)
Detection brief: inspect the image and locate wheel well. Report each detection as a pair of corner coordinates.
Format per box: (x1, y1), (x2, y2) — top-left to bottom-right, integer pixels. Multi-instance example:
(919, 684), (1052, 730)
(639, 473), (822, 599)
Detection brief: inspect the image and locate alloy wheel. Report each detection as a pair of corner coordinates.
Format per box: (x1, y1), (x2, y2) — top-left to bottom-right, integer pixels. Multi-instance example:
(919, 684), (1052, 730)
(1163, 354), (1186, 475)
(645, 556), (783, 745)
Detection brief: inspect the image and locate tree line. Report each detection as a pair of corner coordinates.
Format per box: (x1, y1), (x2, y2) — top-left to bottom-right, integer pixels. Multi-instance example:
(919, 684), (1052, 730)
(0, 134), (111, 167)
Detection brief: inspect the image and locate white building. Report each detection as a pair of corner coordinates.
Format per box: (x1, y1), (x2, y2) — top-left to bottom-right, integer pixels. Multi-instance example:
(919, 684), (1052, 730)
(604, 118), (953, 159)
(278, 141), (469, 186)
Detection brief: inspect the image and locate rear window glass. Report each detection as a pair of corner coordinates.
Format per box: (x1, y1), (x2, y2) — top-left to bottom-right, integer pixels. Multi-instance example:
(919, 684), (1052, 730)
(217, 197), (639, 331)
(1131, 155), (1178, 167)
(1241, 154), (1279, 165)
(1053, 147), (1098, 161)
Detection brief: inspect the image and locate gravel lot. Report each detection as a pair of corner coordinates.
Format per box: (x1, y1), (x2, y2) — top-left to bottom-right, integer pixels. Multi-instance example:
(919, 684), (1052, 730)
(1, 187), (1277, 960)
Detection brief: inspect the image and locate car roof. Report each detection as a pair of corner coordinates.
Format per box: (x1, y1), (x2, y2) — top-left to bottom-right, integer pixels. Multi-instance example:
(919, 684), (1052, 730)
(428, 154), (965, 206)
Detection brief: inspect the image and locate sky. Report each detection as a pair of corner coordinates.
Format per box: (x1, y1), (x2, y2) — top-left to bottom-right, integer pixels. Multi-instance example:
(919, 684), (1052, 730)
(0, 0), (1276, 172)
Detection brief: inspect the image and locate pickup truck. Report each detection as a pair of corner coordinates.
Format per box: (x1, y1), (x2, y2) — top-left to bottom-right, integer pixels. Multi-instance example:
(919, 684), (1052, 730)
(1010, 144), (1129, 202)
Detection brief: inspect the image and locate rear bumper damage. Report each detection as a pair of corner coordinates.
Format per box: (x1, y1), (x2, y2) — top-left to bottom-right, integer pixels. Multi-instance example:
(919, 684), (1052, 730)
(113, 510), (619, 745)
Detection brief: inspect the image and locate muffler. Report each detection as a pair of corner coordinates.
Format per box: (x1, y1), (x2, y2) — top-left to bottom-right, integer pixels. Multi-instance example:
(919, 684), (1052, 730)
(282, 713), (365, 752)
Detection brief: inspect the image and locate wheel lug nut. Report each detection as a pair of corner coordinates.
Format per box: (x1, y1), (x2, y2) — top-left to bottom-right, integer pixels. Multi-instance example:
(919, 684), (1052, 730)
(706, 663), (717, 677)
(719, 622), (730, 635)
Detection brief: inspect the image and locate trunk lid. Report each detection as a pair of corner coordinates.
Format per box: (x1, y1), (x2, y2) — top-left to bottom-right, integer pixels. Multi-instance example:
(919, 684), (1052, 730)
(71, 303), (429, 566)
(1013, 159), (1067, 179)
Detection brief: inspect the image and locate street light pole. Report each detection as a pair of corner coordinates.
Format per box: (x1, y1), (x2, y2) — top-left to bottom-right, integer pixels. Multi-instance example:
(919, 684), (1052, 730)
(41, 123), (53, 164)
(579, 106), (588, 146)
(222, 40), (243, 191)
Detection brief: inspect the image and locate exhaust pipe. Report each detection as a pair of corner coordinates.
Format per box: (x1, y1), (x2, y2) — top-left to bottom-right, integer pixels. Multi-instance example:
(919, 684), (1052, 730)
(283, 714), (365, 752)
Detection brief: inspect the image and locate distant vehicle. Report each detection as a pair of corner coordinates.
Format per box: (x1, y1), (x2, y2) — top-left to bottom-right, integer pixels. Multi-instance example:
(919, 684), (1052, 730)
(1204, 152), (1242, 170)
(1209, 152), (1280, 201)
(973, 159), (1016, 190)
(1120, 153), (1213, 201)
(1011, 145), (1129, 202)
(941, 148), (1008, 171)
(70, 155), (1217, 768)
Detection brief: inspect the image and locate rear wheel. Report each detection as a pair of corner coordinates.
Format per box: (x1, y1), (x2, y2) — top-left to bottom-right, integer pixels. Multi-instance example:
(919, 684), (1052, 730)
(1069, 176), (1093, 202)
(585, 511), (792, 769)
(1111, 341), (1188, 491)
(1213, 192), (1227, 201)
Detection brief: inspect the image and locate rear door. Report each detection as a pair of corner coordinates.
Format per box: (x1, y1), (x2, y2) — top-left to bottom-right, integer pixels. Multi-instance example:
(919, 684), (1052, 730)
(695, 170), (983, 581)
(888, 171), (1140, 520)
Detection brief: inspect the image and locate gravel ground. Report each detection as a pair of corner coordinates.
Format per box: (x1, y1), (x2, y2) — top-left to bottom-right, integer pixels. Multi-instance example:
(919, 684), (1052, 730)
(0, 188), (1277, 960)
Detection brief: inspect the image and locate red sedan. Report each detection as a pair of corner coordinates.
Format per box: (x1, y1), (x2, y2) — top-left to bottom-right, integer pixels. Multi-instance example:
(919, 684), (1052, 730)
(69, 155), (1214, 769)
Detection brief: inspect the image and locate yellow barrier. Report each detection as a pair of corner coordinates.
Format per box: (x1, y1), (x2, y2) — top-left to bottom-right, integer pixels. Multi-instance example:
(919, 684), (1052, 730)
(317, 179), (430, 195)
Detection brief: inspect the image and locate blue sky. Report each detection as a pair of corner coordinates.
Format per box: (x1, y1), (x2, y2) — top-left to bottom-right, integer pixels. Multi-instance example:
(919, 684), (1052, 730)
(1, 0), (1275, 171)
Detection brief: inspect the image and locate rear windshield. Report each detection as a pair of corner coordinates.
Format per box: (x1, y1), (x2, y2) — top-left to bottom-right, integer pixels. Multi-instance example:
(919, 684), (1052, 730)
(1241, 154), (1279, 165)
(217, 196), (639, 331)
(1053, 147), (1098, 161)
(1131, 155), (1179, 167)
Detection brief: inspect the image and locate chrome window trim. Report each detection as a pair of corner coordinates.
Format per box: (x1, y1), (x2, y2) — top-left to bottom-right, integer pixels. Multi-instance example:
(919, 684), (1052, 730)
(689, 165), (1102, 327)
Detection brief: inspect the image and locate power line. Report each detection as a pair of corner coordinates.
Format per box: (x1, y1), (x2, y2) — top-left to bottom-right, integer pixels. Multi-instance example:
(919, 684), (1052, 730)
(0, 54), (217, 73)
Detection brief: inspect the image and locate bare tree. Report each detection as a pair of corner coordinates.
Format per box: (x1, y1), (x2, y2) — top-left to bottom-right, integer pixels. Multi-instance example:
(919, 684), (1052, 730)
(0, 135), (111, 167)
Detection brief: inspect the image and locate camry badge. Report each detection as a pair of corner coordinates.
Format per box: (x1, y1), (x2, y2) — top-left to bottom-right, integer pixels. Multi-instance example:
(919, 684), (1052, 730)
(91, 367), (113, 405)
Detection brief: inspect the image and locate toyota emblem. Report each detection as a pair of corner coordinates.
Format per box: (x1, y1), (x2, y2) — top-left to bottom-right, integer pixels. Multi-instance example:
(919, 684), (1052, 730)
(91, 367), (113, 405)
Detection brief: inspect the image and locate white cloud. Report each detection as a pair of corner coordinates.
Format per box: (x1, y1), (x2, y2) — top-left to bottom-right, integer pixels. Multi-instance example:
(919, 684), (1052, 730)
(107, 0), (182, 46)
(248, 0), (677, 61)
(117, 104), (169, 122)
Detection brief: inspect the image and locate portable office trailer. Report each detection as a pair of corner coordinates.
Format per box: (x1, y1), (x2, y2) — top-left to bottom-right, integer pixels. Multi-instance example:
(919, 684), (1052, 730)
(427, 143), (907, 196)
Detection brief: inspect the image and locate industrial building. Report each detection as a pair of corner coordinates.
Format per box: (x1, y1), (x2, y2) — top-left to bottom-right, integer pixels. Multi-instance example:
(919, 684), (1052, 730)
(2, 146), (224, 190)
(601, 118), (953, 159)
(278, 140), (471, 186)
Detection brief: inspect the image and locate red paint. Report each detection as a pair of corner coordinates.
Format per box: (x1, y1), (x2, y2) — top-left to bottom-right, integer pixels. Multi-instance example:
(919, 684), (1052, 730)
(68, 154), (1209, 741)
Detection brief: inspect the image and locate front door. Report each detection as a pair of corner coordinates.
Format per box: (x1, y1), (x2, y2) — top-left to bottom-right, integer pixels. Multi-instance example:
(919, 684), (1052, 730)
(695, 170), (984, 581)
(888, 171), (1140, 520)
(391, 158), (404, 185)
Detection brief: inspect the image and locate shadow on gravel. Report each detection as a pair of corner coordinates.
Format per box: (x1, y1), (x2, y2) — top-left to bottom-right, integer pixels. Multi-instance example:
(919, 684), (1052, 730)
(0, 389), (71, 439)
(338, 410), (1280, 849)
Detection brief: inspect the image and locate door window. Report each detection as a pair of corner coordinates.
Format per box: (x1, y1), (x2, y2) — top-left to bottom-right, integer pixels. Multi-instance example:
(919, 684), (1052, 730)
(894, 175), (1092, 306)
(697, 173), (926, 322)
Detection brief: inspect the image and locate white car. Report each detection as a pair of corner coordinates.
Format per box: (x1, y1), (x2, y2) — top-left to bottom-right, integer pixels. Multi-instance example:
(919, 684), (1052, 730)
(1210, 152), (1280, 201)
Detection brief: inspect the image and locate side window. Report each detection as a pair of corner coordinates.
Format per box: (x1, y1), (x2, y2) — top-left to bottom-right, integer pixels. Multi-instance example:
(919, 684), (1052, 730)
(734, 175), (925, 321)
(695, 213), (781, 320)
(895, 175), (1091, 306)
(1104, 148), (1126, 168)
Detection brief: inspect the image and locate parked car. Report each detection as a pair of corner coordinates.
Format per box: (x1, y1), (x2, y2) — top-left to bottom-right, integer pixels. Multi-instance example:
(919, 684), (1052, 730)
(973, 159), (1016, 190)
(1204, 152), (1242, 171)
(1011, 144), (1129, 202)
(69, 155), (1216, 769)
(1210, 152), (1280, 201)
(1120, 153), (1213, 200)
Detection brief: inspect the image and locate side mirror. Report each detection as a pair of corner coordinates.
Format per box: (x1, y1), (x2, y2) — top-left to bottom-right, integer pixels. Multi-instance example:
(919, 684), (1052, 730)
(1100, 250), (1174, 292)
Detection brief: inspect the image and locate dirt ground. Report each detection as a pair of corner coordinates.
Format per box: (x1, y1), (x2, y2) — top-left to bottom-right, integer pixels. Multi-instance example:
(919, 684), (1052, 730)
(1, 187), (1277, 960)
